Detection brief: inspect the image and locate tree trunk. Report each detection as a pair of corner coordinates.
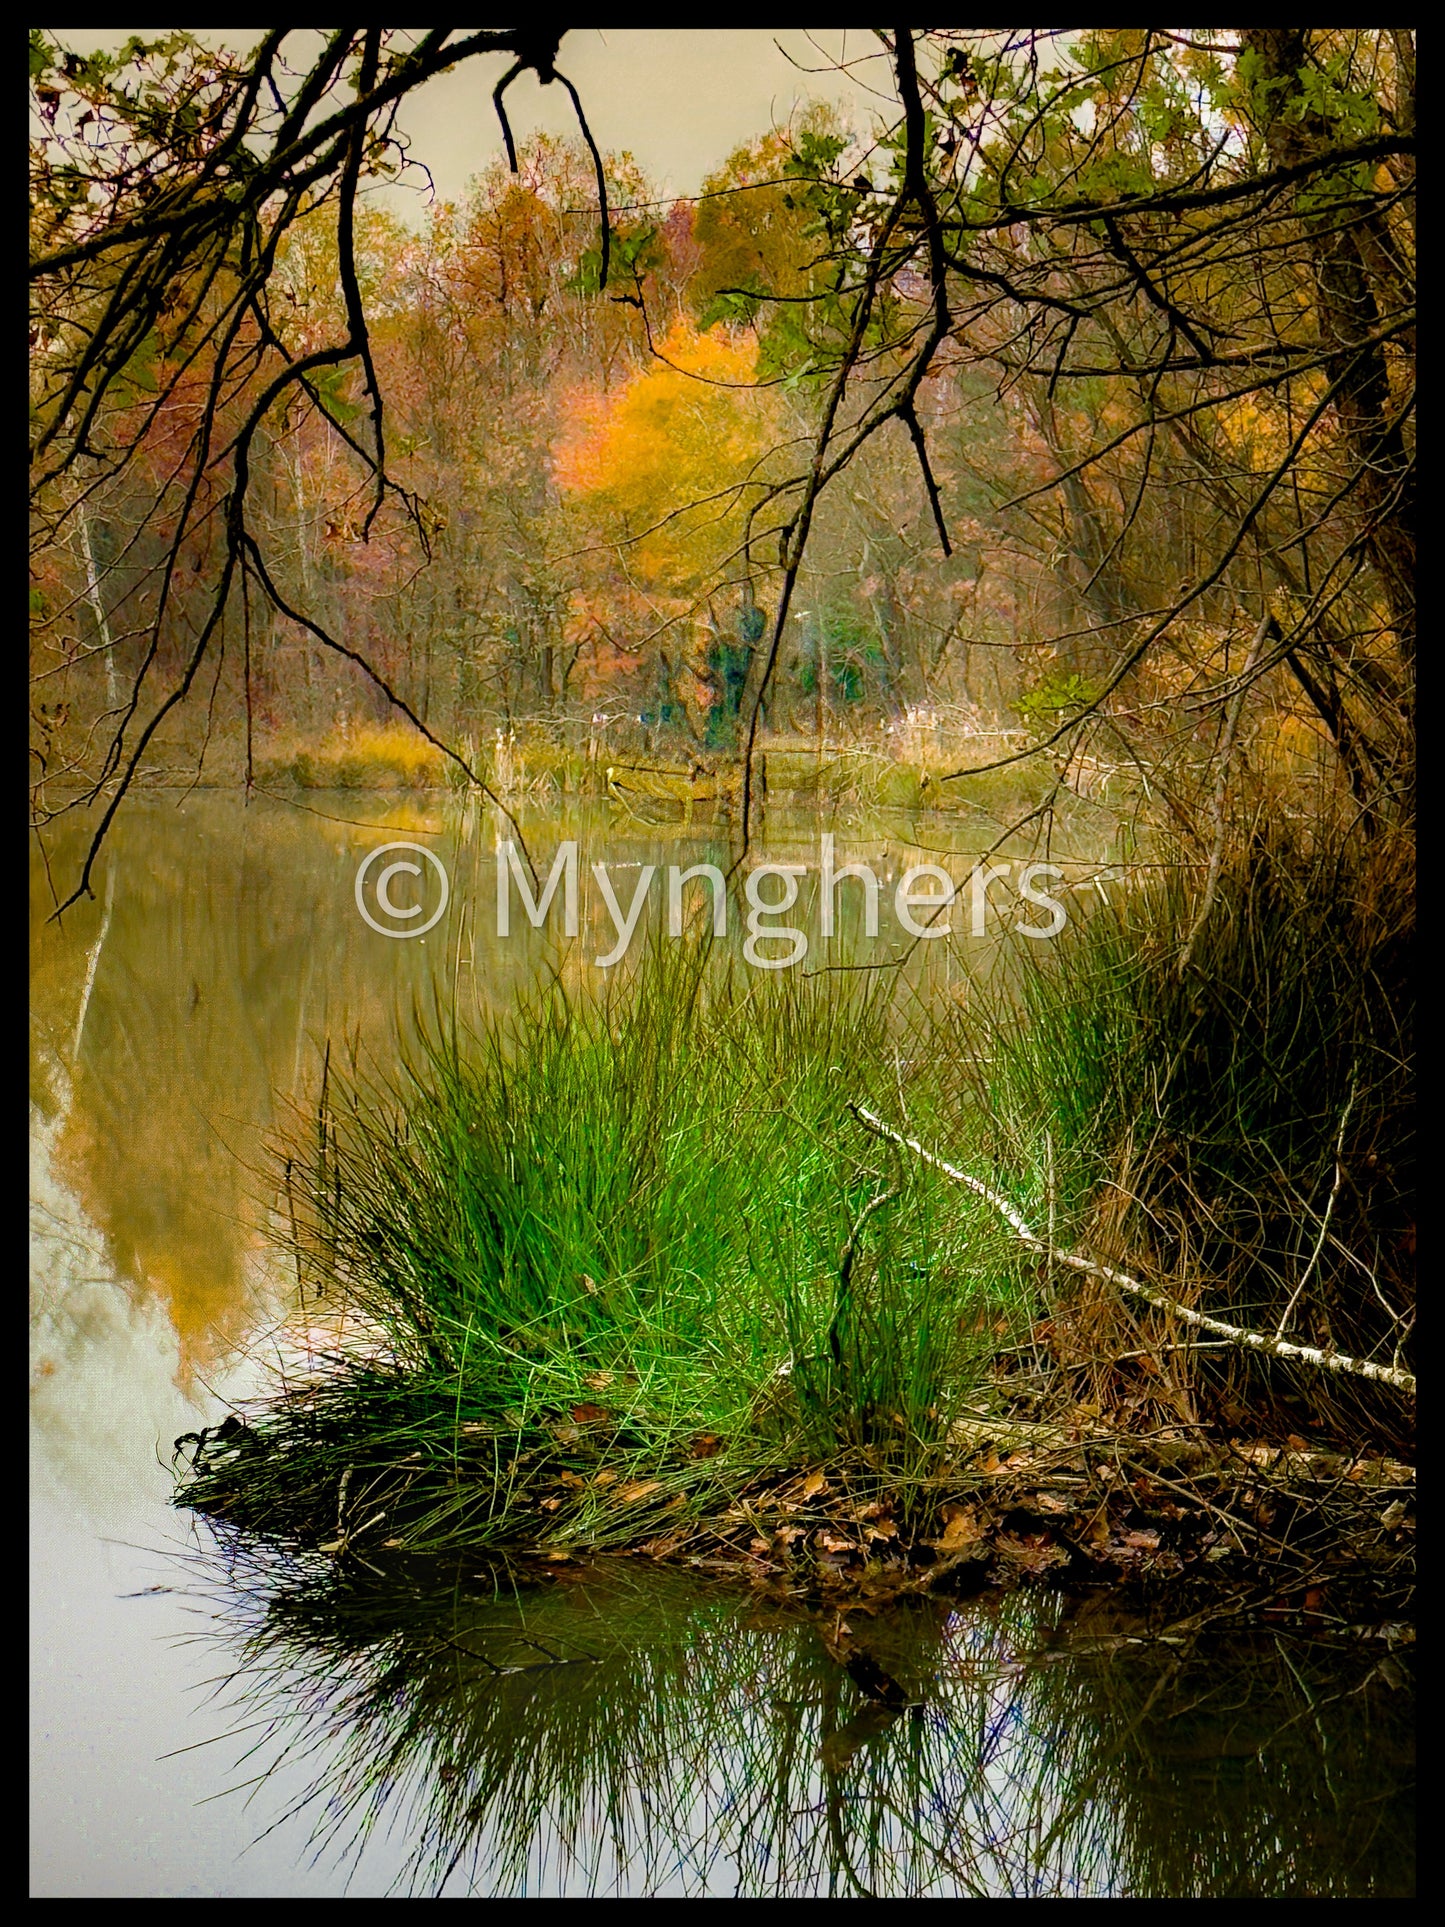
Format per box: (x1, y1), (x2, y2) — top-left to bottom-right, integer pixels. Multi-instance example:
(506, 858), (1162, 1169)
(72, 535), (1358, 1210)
(1240, 30), (1416, 679)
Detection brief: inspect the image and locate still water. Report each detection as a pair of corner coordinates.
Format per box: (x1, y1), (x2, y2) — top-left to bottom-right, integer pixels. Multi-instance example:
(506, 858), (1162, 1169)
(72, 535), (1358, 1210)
(30, 792), (1413, 1897)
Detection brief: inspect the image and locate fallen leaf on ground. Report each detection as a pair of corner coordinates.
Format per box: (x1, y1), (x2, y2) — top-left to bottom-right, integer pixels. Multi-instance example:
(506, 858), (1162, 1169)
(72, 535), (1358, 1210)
(1120, 1528), (1160, 1551)
(1033, 1492), (1071, 1514)
(592, 1469), (618, 1487)
(639, 1534), (683, 1558)
(997, 1533), (1068, 1573)
(620, 1479), (663, 1503)
(931, 1507), (984, 1550)
(571, 1403), (609, 1424)
(801, 1470), (828, 1500)
(690, 1433), (723, 1459)
(816, 1531), (858, 1554)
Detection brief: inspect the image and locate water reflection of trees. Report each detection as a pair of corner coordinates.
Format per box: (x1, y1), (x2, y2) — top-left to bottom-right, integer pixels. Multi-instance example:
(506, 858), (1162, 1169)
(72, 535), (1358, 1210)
(184, 1541), (1412, 1898)
(30, 796), (688, 1370)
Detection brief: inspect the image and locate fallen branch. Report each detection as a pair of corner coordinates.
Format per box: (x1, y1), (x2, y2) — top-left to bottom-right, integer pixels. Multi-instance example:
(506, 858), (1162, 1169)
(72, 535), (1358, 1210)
(850, 1106), (1416, 1396)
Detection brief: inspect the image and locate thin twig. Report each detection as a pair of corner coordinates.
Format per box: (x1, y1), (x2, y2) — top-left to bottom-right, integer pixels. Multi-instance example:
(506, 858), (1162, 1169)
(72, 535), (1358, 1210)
(1275, 1070), (1357, 1338)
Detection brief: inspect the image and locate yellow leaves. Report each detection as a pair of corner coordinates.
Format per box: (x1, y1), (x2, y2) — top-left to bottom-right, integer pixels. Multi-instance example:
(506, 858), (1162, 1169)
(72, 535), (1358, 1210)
(553, 319), (775, 593)
(800, 1470), (829, 1500)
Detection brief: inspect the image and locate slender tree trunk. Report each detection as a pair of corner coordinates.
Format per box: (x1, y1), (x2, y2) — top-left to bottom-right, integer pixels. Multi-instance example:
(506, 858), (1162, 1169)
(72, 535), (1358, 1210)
(77, 503), (119, 710)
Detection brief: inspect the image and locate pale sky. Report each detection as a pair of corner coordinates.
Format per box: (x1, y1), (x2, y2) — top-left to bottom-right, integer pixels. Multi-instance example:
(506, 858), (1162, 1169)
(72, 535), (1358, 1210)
(47, 28), (898, 211)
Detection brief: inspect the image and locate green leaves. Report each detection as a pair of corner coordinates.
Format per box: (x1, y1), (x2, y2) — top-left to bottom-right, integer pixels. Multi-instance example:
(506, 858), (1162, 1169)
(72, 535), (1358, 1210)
(1016, 671), (1101, 731)
(310, 363), (361, 427)
(570, 220), (661, 296)
(695, 278), (769, 333)
(785, 126), (850, 179)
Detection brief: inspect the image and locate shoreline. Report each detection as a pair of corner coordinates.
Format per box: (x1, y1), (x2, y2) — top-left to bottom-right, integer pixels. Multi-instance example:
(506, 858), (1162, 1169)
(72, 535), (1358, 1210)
(176, 1416), (1415, 1635)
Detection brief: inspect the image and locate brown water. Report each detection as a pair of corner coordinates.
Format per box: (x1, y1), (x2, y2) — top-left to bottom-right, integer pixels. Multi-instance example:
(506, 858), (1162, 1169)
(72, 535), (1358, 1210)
(30, 792), (1412, 1898)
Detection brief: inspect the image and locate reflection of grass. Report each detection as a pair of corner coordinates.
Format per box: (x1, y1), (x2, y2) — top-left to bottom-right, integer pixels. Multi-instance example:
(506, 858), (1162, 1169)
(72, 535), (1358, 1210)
(189, 1538), (1414, 1898)
(182, 939), (1030, 1551)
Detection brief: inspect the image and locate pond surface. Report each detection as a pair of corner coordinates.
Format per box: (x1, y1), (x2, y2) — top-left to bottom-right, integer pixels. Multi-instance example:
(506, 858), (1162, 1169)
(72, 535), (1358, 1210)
(31, 792), (1412, 1897)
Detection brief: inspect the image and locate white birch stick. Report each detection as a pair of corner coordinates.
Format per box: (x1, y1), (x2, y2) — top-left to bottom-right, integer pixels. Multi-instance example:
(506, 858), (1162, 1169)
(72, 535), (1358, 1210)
(851, 1105), (1415, 1396)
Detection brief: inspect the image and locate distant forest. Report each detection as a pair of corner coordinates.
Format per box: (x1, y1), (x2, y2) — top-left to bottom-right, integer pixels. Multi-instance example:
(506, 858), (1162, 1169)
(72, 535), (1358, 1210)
(32, 31), (1412, 858)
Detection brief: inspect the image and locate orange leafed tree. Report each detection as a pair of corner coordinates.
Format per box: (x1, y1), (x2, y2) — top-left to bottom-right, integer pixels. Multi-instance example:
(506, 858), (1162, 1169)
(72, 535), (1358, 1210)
(553, 321), (780, 712)
(556, 321), (776, 594)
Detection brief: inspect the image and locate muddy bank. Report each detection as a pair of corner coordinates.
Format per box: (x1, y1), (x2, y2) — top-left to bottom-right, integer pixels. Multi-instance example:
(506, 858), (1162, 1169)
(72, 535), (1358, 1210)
(178, 1414), (1415, 1633)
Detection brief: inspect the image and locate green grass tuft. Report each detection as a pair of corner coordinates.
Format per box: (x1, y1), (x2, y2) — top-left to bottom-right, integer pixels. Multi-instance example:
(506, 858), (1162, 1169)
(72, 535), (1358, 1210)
(188, 941), (1030, 1551)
